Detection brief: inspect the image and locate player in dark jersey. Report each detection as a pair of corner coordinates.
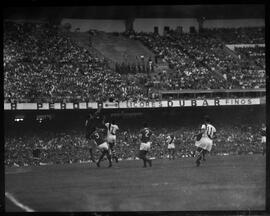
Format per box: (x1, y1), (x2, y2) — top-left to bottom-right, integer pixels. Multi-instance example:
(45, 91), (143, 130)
(139, 123), (153, 168)
(91, 127), (112, 168)
(85, 107), (103, 163)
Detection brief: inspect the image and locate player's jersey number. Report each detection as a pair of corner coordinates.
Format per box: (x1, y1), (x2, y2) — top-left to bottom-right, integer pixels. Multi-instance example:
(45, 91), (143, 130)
(145, 129), (150, 137)
(94, 133), (99, 139)
(110, 127), (117, 135)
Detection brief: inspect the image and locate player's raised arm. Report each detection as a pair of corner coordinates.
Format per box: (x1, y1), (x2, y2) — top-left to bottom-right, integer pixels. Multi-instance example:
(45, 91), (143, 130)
(93, 106), (102, 119)
(200, 124), (207, 133)
(99, 121), (107, 130)
(101, 115), (106, 126)
(139, 129), (143, 140)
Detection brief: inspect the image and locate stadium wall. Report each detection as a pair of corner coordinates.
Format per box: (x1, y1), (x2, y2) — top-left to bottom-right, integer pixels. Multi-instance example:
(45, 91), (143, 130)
(60, 18), (264, 34)
(133, 18), (199, 34)
(61, 18), (126, 32)
(4, 105), (266, 134)
(203, 19), (265, 29)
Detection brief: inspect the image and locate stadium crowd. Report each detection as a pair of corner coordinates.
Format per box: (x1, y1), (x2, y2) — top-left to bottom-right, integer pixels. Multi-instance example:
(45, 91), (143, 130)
(4, 22), (152, 103)
(128, 32), (224, 90)
(128, 28), (265, 90)
(5, 123), (264, 167)
(202, 27), (265, 44)
(4, 21), (265, 103)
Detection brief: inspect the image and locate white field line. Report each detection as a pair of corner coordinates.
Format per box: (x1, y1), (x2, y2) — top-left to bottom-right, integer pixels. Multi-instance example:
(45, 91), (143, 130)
(5, 192), (35, 212)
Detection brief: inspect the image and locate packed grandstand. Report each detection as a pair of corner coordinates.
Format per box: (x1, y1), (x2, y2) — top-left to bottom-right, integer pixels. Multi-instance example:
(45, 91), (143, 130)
(4, 21), (265, 103)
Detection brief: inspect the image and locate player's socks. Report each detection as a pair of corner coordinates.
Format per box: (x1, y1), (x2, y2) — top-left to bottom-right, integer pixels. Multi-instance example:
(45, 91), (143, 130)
(96, 159), (101, 167)
(143, 159), (147, 167)
(108, 160), (112, 168)
(196, 158), (200, 167)
(89, 150), (96, 163)
(110, 148), (118, 163)
(97, 152), (105, 167)
(202, 151), (206, 161)
(107, 152), (112, 168)
(196, 155), (202, 166)
(148, 159), (152, 167)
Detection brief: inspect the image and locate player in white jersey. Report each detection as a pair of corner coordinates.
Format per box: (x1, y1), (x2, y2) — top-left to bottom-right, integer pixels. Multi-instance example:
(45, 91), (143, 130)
(195, 116), (216, 166)
(166, 134), (176, 160)
(105, 120), (119, 163)
(261, 123), (266, 155)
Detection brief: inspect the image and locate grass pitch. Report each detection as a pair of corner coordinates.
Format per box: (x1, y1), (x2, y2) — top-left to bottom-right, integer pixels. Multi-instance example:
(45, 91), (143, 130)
(5, 155), (265, 211)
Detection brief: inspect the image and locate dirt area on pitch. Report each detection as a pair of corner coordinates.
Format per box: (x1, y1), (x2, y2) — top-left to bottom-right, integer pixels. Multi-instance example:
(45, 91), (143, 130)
(5, 155), (265, 211)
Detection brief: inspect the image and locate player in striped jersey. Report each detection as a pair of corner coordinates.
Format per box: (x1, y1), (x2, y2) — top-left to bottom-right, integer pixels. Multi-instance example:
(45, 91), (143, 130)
(166, 134), (176, 160)
(105, 120), (119, 163)
(139, 123), (153, 168)
(195, 116), (216, 167)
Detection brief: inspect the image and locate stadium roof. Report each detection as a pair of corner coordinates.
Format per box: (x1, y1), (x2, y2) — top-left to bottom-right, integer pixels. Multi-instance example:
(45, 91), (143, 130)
(4, 5), (265, 20)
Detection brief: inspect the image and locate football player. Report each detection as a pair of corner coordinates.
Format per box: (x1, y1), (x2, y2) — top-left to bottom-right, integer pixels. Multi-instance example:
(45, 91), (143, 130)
(91, 127), (112, 168)
(261, 123), (266, 155)
(139, 123), (153, 168)
(166, 134), (176, 160)
(195, 116), (216, 167)
(105, 120), (119, 163)
(85, 107), (103, 164)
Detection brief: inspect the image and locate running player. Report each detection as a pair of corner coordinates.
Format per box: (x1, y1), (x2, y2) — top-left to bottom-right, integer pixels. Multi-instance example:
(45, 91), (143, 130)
(105, 120), (119, 163)
(85, 107), (103, 163)
(193, 126), (204, 159)
(166, 134), (176, 160)
(91, 127), (112, 168)
(139, 123), (153, 168)
(261, 123), (266, 155)
(195, 116), (216, 167)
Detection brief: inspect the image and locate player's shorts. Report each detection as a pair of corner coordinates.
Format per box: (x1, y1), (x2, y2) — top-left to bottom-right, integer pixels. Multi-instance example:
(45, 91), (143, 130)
(140, 142), (151, 151)
(109, 142), (115, 148)
(139, 150), (147, 158)
(195, 137), (213, 152)
(97, 142), (109, 151)
(107, 134), (116, 144)
(168, 143), (175, 149)
(261, 136), (266, 143)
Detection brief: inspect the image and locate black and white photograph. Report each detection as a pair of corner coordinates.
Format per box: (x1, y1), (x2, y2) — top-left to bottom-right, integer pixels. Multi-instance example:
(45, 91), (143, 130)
(3, 4), (268, 212)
